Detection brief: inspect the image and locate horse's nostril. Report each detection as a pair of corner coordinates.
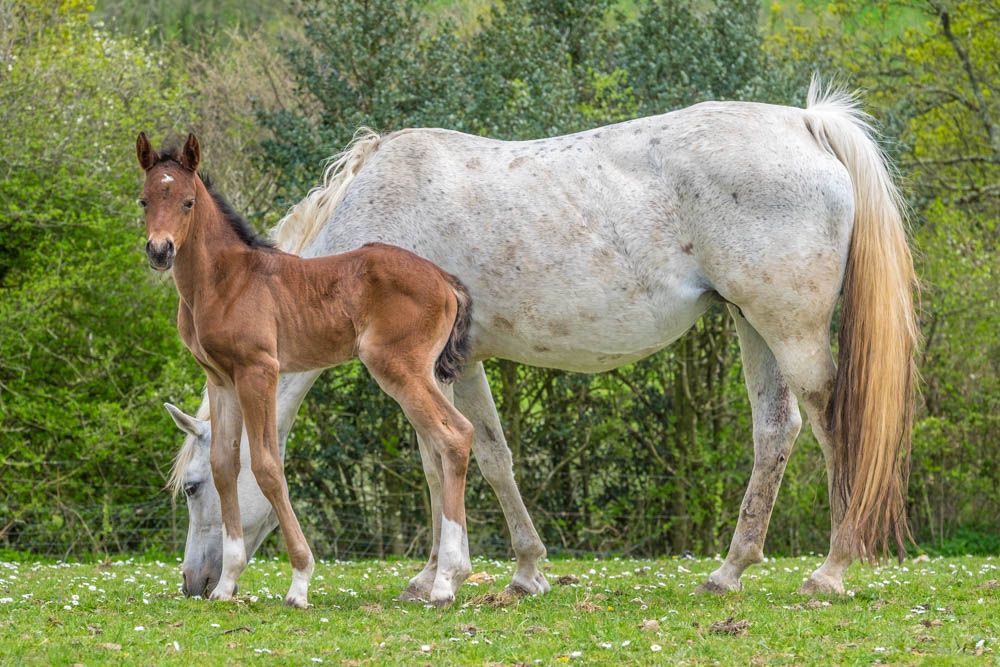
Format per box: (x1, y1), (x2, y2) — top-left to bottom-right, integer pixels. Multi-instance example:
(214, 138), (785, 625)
(166, 239), (174, 253)
(146, 240), (152, 253)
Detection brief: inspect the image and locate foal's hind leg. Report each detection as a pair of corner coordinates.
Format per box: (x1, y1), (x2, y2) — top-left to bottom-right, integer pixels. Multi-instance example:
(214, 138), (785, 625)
(363, 354), (474, 606)
(454, 362), (549, 596)
(697, 308), (801, 593)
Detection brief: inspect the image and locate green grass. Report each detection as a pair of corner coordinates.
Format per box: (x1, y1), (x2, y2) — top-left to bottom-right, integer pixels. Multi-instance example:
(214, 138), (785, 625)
(1, 554), (997, 664)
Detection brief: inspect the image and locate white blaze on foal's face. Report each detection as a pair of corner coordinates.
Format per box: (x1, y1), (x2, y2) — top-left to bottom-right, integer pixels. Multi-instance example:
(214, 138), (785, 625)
(161, 173), (174, 184)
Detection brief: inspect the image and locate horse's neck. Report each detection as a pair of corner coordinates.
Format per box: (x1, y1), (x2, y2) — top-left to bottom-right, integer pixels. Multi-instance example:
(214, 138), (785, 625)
(172, 192), (248, 308)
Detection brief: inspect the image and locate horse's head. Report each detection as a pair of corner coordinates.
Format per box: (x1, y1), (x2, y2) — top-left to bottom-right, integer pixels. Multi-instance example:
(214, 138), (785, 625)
(164, 403), (280, 598)
(135, 132), (201, 271)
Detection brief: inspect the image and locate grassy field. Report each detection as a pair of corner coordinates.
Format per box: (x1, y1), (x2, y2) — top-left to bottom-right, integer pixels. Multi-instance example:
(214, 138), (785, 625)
(1, 553), (997, 664)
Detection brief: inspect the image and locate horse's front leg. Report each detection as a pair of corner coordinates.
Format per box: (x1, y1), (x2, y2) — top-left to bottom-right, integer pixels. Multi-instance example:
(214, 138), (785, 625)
(398, 432), (444, 602)
(236, 359), (315, 608)
(207, 382), (247, 601)
(454, 362), (549, 596)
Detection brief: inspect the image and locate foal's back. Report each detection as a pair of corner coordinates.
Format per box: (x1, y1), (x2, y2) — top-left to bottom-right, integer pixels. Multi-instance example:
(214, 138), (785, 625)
(259, 243), (460, 374)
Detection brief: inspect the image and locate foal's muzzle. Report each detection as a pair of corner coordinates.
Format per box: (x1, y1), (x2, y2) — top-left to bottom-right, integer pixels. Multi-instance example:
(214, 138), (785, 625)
(146, 239), (174, 271)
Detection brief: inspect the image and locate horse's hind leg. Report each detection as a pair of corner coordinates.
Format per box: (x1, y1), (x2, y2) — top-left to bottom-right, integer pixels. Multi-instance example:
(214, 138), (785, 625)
(747, 317), (849, 594)
(697, 307), (801, 593)
(454, 362), (549, 596)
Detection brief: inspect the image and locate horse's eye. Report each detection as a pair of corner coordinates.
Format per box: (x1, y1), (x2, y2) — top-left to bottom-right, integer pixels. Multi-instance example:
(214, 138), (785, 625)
(138, 199), (148, 208)
(184, 482), (200, 497)
(183, 200), (194, 210)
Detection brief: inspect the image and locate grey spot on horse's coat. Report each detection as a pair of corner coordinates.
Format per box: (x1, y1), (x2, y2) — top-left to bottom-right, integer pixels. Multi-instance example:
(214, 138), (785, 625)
(649, 137), (661, 146)
(731, 192), (739, 203)
(533, 345), (550, 353)
(680, 242), (693, 254)
(493, 317), (514, 332)
(466, 157), (482, 170)
(549, 321), (570, 337)
(508, 156), (529, 170)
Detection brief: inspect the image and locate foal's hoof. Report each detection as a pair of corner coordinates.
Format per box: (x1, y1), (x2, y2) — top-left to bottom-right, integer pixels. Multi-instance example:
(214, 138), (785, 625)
(283, 594), (310, 609)
(797, 575), (844, 596)
(695, 576), (742, 595)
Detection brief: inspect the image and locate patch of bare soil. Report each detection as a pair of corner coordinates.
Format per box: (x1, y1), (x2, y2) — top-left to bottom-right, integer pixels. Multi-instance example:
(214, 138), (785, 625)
(710, 617), (751, 636)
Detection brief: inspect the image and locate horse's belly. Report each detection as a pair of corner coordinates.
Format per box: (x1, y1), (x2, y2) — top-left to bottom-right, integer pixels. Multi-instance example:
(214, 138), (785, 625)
(466, 276), (713, 372)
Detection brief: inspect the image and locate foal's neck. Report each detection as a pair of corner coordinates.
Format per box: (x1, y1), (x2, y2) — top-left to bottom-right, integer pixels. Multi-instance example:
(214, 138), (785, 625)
(171, 179), (265, 307)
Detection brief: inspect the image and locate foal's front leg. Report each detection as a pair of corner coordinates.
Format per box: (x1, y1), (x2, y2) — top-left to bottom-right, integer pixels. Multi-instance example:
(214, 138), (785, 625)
(236, 359), (315, 608)
(207, 383), (247, 601)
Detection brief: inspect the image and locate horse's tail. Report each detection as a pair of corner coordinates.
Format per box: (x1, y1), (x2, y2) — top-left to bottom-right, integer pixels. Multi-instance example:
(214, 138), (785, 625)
(804, 76), (920, 562)
(271, 128), (384, 254)
(434, 275), (473, 384)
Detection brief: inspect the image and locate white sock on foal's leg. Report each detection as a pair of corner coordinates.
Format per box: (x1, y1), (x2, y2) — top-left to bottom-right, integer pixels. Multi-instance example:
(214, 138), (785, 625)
(430, 517), (472, 606)
(210, 530), (246, 601)
(284, 555), (315, 608)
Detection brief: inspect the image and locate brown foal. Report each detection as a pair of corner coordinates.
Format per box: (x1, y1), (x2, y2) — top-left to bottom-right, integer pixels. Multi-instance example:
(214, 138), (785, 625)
(136, 133), (475, 607)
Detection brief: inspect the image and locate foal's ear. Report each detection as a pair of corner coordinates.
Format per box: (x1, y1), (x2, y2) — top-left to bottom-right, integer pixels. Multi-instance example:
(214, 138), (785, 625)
(181, 133), (201, 172)
(164, 402), (209, 439)
(136, 132), (156, 171)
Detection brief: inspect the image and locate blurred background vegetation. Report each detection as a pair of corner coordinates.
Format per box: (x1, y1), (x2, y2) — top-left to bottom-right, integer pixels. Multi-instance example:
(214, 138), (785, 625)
(1, 0), (997, 560)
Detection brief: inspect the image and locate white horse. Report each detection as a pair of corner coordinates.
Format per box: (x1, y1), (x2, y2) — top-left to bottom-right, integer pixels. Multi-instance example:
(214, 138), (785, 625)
(166, 77), (918, 606)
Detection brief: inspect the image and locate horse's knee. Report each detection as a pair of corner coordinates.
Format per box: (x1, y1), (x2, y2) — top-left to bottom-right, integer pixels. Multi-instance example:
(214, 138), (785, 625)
(754, 409), (801, 449)
(210, 452), (239, 491)
(250, 456), (284, 498)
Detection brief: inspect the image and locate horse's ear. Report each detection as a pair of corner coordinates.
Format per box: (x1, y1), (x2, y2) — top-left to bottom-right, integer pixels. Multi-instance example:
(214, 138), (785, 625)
(164, 402), (208, 439)
(181, 133), (200, 172)
(136, 132), (156, 171)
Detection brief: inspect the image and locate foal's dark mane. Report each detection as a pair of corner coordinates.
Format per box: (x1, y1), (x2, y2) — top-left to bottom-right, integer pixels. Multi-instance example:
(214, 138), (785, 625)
(152, 148), (275, 250)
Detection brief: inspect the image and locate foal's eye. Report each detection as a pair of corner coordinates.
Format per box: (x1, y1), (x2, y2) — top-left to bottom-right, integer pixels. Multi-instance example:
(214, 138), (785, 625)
(138, 199), (148, 208)
(182, 200), (194, 210)
(183, 482), (200, 497)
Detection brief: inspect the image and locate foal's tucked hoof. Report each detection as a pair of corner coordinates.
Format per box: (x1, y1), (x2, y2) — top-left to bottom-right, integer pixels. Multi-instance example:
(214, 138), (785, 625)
(797, 574), (845, 596)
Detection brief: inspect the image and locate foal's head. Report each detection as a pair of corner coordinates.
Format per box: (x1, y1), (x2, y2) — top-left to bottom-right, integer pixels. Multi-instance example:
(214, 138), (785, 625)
(136, 132), (202, 271)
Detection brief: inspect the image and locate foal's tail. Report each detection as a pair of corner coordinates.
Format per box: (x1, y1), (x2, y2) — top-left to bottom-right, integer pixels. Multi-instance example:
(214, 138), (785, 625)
(434, 275), (473, 384)
(805, 76), (920, 562)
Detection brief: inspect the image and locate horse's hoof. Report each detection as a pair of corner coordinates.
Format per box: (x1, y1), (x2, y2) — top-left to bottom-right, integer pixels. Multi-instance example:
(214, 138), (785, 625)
(208, 579), (236, 601)
(397, 585), (430, 603)
(695, 576), (741, 595)
(507, 571), (549, 596)
(283, 595), (309, 609)
(429, 592), (455, 608)
(797, 575), (844, 596)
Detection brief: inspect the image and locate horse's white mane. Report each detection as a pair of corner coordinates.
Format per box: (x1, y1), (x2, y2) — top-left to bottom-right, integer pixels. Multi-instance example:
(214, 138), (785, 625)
(270, 127), (385, 254)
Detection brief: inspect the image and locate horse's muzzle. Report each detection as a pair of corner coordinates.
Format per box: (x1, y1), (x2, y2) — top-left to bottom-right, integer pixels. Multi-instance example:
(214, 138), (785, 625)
(146, 239), (174, 271)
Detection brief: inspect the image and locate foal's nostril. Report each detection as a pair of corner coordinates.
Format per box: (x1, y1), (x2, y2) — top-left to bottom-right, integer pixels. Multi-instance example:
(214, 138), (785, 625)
(146, 240), (152, 253)
(166, 239), (174, 254)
